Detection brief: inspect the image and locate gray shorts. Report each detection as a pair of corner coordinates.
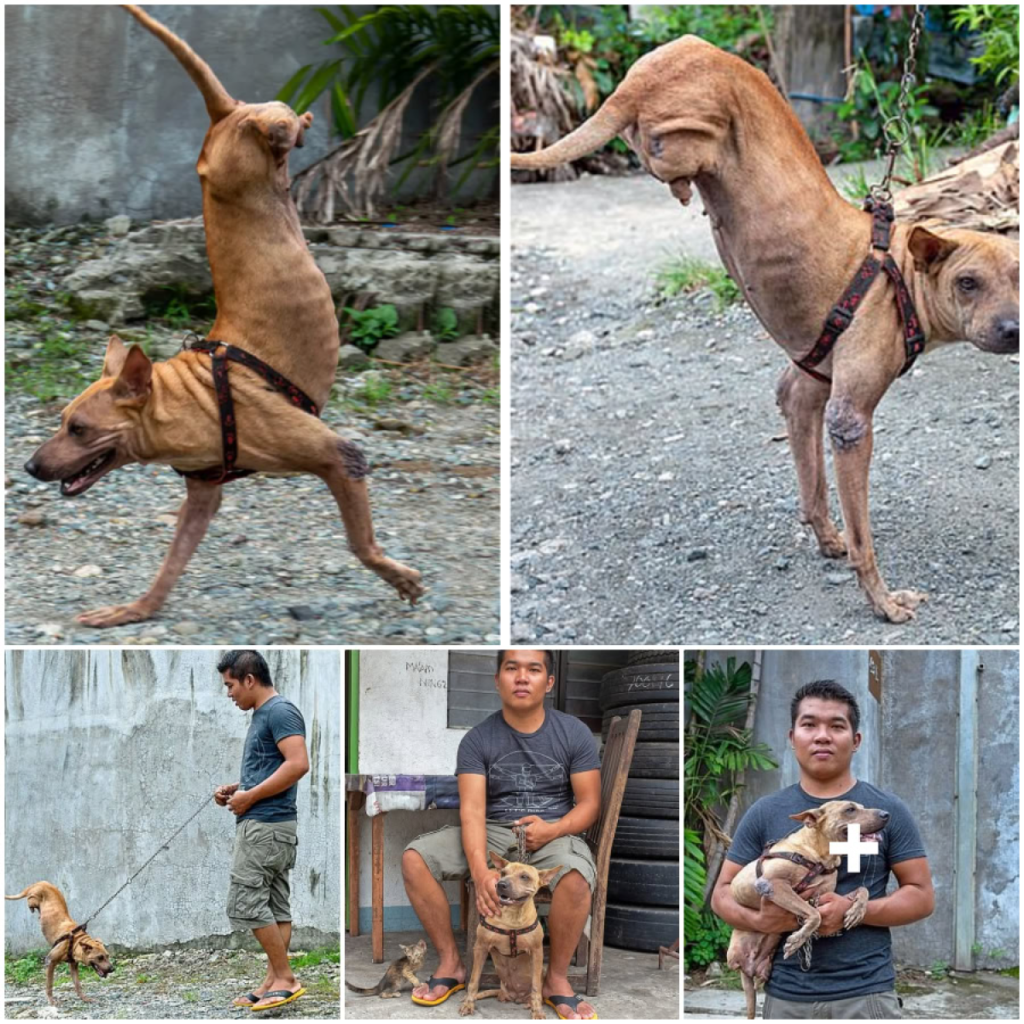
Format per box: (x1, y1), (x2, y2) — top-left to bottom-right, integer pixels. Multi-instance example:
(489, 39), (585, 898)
(763, 990), (901, 1019)
(226, 819), (298, 930)
(405, 822), (596, 892)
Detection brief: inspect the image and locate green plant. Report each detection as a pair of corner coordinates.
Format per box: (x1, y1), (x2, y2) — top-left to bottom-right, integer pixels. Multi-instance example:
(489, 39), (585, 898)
(422, 381), (453, 404)
(432, 307), (460, 341)
(183, 991), (199, 1003)
(656, 257), (741, 311)
(6, 330), (94, 402)
(5, 951), (46, 984)
(5, 283), (49, 322)
(279, 6), (499, 218)
(480, 387), (499, 406)
(141, 286), (217, 329)
(685, 905), (735, 972)
(343, 304), (401, 352)
(954, 100), (1002, 149)
(358, 372), (393, 406)
(950, 5), (1019, 86)
(290, 945), (341, 969)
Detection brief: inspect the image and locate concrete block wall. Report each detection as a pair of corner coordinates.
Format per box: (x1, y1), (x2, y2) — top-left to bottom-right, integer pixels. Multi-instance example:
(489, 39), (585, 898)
(4, 649), (341, 953)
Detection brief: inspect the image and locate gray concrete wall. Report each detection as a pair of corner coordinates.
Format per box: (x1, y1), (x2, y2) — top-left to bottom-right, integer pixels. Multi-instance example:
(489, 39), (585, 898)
(4, 649), (341, 953)
(705, 648), (1019, 968)
(6, 5), (497, 224)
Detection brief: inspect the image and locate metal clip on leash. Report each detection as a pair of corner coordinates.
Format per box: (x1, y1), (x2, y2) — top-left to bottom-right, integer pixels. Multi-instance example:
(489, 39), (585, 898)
(869, 5), (926, 206)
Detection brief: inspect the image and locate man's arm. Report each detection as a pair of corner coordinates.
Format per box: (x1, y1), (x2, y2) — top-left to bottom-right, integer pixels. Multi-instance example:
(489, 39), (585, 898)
(557, 769), (601, 837)
(458, 772), (492, 880)
(228, 735), (308, 815)
(710, 859), (800, 934)
(860, 857), (934, 926)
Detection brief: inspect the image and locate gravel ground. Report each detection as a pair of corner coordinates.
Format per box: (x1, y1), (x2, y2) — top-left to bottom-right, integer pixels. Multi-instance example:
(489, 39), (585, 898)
(5, 226), (500, 646)
(510, 174), (1019, 646)
(5, 947), (339, 1019)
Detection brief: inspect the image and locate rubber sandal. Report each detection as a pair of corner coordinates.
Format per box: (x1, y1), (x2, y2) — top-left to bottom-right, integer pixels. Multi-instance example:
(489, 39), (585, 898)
(233, 992), (262, 1008)
(410, 977), (466, 1006)
(250, 987), (306, 1012)
(544, 994), (599, 1019)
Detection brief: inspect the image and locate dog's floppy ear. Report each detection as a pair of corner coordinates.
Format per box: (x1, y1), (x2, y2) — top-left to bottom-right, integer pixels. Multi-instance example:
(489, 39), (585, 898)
(112, 344), (153, 403)
(908, 226), (960, 274)
(102, 335), (130, 378)
(790, 807), (825, 826)
(536, 865), (562, 888)
(488, 850), (507, 870)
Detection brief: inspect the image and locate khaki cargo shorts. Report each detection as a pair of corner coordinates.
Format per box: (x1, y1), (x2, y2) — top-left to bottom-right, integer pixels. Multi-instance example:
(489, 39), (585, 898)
(405, 821), (596, 892)
(227, 819), (298, 929)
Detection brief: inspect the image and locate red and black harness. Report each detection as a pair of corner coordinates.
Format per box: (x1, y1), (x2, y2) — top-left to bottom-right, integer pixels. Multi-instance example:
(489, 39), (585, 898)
(46, 923), (87, 966)
(756, 846), (836, 895)
(176, 338), (320, 484)
(481, 916), (540, 957)
(794, 199), (926, 385)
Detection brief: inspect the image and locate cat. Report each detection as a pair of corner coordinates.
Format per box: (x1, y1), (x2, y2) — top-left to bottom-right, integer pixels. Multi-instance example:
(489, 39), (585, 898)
(345, 938), (427, 998)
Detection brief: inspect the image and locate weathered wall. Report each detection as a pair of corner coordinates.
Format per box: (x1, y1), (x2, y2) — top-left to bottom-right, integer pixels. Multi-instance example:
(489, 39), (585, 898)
(4, 649), (341, 953)
(5, 5), (496, 224)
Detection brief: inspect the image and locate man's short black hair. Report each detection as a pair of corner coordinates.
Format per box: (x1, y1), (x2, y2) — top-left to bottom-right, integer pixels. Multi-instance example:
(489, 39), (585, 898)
(791, 680), (860, 735)
(496, 649), (555, 677)
(217, 649), (272, 687)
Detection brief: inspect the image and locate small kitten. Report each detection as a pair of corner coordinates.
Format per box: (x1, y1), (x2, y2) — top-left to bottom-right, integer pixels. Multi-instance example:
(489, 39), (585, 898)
(345, 939), (427, 998)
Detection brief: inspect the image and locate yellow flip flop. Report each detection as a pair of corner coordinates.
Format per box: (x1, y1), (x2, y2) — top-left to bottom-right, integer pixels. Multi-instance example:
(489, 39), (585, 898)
(410, 977), (466, 1006)
(544, 994), (599, 1019)
(250, 987), (306, 1011)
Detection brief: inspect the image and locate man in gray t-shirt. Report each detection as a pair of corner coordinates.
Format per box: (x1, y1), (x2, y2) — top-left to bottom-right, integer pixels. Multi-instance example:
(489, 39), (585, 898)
(215, 650), (310, 1013)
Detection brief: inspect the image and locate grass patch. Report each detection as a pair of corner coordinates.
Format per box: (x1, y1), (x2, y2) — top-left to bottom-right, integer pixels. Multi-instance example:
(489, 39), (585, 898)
(481, 387), (499, 406)
(6, 330), (95, 402)
(655, 256), (741, 311)
(141, 285), (217, 330)
(291, 945), (340, 969)
(5, 950), (47, 983)
(357, 373), (393, 407)
(183, 990), (199, 1003)
(422, 382), (454, 405)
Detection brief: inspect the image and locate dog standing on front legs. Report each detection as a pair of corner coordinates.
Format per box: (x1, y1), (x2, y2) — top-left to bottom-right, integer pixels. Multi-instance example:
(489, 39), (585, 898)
(460, 853), (561, 1020)
(512, 35), (1019, 624)
(726, 800), (889, 1019)
(6, 882), (115, 1006)
(23, 5), (424, 627)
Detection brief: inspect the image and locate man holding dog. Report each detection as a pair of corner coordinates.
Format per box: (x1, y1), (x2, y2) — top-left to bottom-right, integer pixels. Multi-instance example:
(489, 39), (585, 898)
(215, 649), (310, 1013)
(403, 649), (602, 1019)
(712, 680), (934, 1019)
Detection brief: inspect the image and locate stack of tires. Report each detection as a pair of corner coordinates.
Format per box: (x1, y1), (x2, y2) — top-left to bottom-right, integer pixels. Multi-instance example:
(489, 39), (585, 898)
(601, 651), (680, 953)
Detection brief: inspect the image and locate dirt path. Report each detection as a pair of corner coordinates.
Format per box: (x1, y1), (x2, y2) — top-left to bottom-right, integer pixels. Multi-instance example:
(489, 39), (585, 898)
(5, 947), (339, 1019)
(510, 171), (1018, 645)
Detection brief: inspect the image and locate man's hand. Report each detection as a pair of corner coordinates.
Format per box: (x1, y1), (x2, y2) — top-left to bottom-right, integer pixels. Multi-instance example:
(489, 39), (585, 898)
(214, 783), (240, 807)
(227, 788), (255, 816)
(515, 815), (558, 851)
(755, 897), (801, 934)
(473, 869), (501, 918)
(815, 892), (854, 936)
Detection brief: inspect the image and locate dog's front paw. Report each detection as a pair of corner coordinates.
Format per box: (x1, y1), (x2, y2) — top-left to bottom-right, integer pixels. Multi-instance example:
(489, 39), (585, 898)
(782, 933), (807, 960)
(76, 601), (154, 628)
(391, 565), (425, 604)
(843, 904), (866, 930)
(875, 589), (928, 624)
(458, 1000), (476, 1017)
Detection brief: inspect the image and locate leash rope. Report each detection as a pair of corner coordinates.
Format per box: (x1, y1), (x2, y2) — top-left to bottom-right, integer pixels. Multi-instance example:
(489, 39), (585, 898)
(76, 791), (216, 929)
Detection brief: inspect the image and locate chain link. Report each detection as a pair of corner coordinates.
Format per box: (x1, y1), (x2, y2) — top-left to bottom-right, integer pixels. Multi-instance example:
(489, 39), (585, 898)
(514, 823), (530, 864)
(870, 5), (927, 204)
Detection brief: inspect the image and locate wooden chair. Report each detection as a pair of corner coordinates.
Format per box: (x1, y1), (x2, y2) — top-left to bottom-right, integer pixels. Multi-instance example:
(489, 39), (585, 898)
(461, 708), (641, 997)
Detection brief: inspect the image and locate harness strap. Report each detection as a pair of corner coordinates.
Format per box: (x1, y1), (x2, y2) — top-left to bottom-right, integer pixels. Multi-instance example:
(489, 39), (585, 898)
(47, 923), (87, 965)
(794, 200), (926, 385)
(481, 916), (540, 957)
(756, 848), (837, 895)
(176, 340), (320, 485)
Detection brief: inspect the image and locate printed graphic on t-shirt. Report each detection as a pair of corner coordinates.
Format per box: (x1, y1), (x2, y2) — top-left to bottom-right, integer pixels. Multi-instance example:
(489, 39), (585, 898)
(490, 750), (567, 817)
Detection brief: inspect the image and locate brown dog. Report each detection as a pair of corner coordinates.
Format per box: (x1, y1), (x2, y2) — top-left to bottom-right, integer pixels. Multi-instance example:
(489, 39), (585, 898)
(460, 853), (561, 1020)
(512, 35), (1019, 624)
(23, 4), (424, 627)
(6, 881), (115, 1006)
(726, 800), (889, 1019)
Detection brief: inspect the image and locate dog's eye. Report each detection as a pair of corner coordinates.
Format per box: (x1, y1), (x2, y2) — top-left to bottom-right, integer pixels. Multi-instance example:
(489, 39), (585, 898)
(68, 421), (86, 437)
(957, 276), (979, 293)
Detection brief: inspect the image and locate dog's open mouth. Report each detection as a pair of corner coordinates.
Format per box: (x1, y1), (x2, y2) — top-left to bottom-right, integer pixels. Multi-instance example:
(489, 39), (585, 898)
(498, 894), (529, 905)
(93, 964), (113, 978)
(860, 831), (882, 843)
(60, 450), (116, 496)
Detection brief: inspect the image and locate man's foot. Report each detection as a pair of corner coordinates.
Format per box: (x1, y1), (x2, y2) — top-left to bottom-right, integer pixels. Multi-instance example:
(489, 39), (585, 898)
(251, 981), (304, 1012)
(542, 978), (598, 1020)
(232, 991), (265, 1008)
(410, 963), (467, 1006)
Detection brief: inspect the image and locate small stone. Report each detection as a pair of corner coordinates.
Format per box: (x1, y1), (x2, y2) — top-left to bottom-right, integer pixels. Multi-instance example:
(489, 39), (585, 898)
(1001, 618), (1017, 633)
(287, 605), (321, 621)
(156, 514), (178, 527)
(554, 438), (573, 455)
(105, 214), (132, 236)
(774, 556), (791, 571)
(686, 548), (707, 562)
(73, 564), (102, 578)
(658, 471), (675, 482)
(172, 621), (202, 637)
(974, 454), (992, 470)
(826, 571), (853, 586)
(17, 509), (47, 527)
(36, 622), (64, 639)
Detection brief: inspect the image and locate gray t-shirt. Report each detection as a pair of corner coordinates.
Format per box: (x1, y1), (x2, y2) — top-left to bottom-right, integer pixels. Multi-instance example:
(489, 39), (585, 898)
(726, 780), (927, 1002)
(239, 694), (306, 824)
(456, 709), (601, 823)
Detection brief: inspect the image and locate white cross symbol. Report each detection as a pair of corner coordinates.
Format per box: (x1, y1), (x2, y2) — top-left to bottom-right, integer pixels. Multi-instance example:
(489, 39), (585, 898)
(829, 823), (879, 873)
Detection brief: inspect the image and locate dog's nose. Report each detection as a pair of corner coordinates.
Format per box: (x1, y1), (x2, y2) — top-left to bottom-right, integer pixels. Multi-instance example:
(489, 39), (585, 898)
(24, 458), (41, 479)
(998, 318), (1019, 349)
(879, 810), (890, 821)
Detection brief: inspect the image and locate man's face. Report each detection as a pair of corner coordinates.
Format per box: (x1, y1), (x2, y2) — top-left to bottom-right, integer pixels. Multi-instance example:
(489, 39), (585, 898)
(222, 671), (256, 711)
(790, 697), (860, 776)
(495, 650), (553, 710)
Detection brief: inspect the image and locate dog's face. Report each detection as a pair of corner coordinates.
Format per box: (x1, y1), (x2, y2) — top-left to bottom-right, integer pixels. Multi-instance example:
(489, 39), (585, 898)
(791, 800), (890, 844)
(909, 226), (1019, 353)
(488, 851), (561, 906)
(23, 337), (151, 495)
(75, 935), (114, 978)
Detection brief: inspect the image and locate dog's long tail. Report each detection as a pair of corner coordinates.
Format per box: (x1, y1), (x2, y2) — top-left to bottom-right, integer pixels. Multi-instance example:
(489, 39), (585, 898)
(5, 887), (32, 899)
(122, 5), (238, 122)
(511, 95), (634, 169)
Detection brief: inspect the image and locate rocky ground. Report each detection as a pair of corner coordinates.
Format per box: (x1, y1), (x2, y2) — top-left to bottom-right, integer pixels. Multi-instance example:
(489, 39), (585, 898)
(5, 224), (500, 645)
(5, 946), (339, 1020)
(510, 172), (1019, 646)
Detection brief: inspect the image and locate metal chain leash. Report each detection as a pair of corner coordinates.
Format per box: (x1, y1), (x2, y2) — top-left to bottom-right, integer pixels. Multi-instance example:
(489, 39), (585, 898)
(870, 4), (927, 204)
(77, 791), (217, 929)
(514, 823), (530, 864)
